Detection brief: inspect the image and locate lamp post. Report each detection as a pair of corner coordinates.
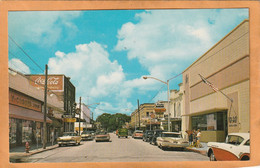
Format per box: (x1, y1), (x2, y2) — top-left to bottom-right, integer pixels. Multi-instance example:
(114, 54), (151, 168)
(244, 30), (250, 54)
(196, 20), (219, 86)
(143, 76), (170, 131)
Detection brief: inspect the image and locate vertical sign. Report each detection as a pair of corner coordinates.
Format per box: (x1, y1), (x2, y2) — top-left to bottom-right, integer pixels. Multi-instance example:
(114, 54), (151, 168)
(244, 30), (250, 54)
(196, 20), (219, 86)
(227, 92), (239, 133)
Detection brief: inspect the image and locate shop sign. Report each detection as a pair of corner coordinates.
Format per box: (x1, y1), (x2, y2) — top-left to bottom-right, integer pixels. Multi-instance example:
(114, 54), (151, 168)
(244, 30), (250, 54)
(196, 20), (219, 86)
(9, 90), (42, 112)
(64, 118), (76, 122)
(27, 75), (64, 91)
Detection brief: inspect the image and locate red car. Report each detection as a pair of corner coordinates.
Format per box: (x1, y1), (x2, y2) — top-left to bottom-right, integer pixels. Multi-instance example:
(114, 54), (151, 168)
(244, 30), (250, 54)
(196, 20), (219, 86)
(132, 130), (143, 139)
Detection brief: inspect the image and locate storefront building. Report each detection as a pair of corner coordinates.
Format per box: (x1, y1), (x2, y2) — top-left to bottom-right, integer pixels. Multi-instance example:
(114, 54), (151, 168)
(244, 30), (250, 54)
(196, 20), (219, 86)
(9, 69), (64, 147)
(182, 19), (249, 142)
(75, 103), (91, 133)
(26, 74), (76, 132)
(170, 83), (184, 136)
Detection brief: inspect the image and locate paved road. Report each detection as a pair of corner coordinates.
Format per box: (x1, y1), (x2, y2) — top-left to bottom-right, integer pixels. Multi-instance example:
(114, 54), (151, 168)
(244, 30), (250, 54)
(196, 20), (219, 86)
(24, 133), (208, 162)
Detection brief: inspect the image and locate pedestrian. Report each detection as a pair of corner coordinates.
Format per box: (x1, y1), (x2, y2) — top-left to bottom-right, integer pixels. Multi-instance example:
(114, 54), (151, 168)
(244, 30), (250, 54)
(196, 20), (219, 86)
(192, 129), (197, 147)
(186, 130), (193, 146)
(196, 129), (202, 148)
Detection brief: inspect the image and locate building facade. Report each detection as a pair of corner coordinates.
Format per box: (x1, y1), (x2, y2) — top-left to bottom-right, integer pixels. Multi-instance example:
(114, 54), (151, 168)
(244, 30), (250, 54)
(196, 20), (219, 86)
(26, 74), (76, 132)
(182, 19), (249, 142)
(170, 83), (184, 135)
(9, 69), (64, 147)
(75, 103), (92, 134)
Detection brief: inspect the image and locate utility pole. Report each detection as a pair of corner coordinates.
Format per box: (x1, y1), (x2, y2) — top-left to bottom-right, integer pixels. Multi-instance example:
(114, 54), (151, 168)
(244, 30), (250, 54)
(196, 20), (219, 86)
(43, 64), (48, 149)
(79, 97), (81, 135)
(138, 99), (140, 129)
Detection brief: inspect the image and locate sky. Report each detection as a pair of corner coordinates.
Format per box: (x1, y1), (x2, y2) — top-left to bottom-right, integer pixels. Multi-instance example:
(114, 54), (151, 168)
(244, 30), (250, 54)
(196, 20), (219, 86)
(8, 9), (249, 119)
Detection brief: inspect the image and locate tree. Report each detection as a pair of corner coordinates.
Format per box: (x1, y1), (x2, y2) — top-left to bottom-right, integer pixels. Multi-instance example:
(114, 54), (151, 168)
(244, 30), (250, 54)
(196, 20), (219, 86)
(96, 113), (131, 132)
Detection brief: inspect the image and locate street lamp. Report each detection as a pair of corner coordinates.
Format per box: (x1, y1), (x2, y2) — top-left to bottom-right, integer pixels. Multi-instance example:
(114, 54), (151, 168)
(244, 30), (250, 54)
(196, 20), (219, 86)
(143, 76), (170, 131)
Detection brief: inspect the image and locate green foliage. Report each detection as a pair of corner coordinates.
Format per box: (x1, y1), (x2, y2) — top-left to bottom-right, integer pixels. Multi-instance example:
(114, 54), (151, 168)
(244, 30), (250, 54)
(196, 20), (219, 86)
(96, 113), (131, 132)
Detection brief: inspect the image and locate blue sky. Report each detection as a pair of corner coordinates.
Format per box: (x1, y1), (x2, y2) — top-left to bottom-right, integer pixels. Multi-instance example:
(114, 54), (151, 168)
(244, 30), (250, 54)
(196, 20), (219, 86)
(8, 9), (248, 119)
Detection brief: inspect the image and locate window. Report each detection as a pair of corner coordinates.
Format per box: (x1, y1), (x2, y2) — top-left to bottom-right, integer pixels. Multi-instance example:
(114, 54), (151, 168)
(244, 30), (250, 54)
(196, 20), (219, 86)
(192, 111), (226, 131)
(244, 140), (250, 146)
(227, 135), (244, 145)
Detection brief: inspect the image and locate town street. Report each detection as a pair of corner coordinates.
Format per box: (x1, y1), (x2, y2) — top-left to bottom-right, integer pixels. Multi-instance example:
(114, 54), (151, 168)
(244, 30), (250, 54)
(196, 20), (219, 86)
(24, 133), (208, 163)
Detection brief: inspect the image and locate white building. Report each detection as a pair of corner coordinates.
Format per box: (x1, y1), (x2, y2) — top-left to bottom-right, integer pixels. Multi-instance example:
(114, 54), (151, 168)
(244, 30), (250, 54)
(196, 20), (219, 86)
(75, 103), (92, 134)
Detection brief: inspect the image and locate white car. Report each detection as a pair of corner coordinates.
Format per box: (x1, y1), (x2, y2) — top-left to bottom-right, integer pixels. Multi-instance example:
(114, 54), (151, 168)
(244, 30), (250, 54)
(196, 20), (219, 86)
(207, 133), (250, 161)
(156, 132), (189, 150)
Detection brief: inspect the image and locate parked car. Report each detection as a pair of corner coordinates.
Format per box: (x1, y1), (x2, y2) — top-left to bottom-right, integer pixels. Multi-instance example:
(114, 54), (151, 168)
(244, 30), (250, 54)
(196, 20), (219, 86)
(132, 130), (144, 139)
(143, 130), (154, 142)
(81, 131), (95, 141)
(118, 128), (128, 138)
(207, 133), (250, 161)
(150, 129), (163, 145)
(156, 132), (188, 150)
(95, 131), (111, 142)
(57, 132), (82, 147)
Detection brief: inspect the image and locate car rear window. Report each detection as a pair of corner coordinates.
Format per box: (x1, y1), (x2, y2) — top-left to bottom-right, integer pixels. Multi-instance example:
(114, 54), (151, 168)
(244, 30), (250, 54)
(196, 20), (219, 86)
(227, 135), (244, 145)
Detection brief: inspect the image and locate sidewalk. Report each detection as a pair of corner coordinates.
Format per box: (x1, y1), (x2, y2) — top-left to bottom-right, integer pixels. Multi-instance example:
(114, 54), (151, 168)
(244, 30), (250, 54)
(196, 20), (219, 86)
(185, 142), (208, 156)
(9, 142), (59, 163)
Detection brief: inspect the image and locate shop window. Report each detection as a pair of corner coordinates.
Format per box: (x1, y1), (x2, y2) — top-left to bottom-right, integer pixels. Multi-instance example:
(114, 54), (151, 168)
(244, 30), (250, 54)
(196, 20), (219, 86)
(192, 112), (226, 131)
(22, 120), (33, 143)
(9, 118), (17, 144)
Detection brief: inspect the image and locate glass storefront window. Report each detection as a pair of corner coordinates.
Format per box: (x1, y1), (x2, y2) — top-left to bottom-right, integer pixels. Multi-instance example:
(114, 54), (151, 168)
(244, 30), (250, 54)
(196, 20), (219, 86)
(9, 118), (17, 144)
(22, 120), (33, 143)
(192, 111), (226, 131)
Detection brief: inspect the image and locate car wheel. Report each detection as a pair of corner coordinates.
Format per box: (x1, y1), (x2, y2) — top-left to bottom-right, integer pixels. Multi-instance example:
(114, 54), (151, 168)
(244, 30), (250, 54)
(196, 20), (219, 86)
(126, 136), (128, 138)
(118, 136), (120, 138)
(209, 152), (216, 161)
(58, 144), (61, 147)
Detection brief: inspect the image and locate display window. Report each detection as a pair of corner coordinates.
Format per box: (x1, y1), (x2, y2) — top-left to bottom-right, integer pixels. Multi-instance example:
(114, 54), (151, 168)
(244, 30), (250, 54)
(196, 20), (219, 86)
(9, 118), (17, 144)
(192, 111), (226, 131)
(22, 120), (33, 143)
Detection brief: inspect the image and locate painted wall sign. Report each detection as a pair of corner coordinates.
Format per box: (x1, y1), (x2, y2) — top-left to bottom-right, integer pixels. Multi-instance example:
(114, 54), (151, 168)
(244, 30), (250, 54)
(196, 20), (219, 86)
(27, 75), (64, 91)
(227, 92), (239, 133)
(9, 90), (42, 112)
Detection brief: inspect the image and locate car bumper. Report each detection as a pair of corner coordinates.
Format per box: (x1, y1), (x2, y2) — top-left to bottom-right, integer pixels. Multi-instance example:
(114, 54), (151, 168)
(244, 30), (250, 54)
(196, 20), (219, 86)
(161, 142), (189, 148)
(58, 141), (77, 145)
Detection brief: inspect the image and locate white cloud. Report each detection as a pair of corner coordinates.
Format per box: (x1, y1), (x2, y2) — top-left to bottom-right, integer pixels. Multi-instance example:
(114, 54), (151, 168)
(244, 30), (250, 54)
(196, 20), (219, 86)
(48, 42), (129, 108)
(114, 9), (249, 83)
(8, 11), (81, 47)
(9, 58), (31, 74)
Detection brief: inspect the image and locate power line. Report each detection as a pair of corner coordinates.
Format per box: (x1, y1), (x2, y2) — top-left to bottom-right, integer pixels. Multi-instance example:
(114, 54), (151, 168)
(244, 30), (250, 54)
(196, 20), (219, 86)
(8, 35), (44, 72)
(9, 51), (39, 74)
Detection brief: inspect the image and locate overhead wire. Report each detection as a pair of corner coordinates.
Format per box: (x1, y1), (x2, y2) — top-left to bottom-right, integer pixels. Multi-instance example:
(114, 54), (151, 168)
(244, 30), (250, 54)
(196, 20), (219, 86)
(8, 35), (44, 72)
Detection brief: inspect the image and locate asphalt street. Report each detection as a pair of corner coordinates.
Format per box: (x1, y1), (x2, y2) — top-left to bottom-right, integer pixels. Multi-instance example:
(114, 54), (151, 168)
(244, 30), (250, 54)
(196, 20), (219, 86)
(23, 133), (208, 163)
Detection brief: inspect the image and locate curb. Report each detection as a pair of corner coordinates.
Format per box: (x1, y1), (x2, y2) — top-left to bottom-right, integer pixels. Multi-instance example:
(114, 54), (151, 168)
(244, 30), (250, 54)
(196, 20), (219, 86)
(10, 145), (59, 162)
(185, 147), (207, 156)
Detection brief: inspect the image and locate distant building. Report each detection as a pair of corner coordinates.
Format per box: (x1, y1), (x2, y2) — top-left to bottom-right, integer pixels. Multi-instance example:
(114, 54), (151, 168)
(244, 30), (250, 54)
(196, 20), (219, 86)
(75, 103), (92, 134)
(182, 19), (249, 142)
(170, 83), (184, 135)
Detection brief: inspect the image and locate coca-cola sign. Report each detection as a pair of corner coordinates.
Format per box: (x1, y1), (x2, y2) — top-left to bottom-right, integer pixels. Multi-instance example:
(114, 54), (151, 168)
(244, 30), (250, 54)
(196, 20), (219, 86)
(28, 75), (64, 91)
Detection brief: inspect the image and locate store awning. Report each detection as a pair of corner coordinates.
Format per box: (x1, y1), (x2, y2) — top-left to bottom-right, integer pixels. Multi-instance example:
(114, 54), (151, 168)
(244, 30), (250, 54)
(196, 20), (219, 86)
(9, 104), (52, 123)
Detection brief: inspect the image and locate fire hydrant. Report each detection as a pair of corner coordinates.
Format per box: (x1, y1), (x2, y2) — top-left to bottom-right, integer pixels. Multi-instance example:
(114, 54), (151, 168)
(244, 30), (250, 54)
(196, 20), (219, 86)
(25, 141), (30, 153)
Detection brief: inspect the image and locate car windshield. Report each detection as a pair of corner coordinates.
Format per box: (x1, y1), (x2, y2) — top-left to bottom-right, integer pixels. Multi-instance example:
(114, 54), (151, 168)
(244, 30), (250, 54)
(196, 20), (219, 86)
(135, 131), (143, 133)
(63, 132), (77, 136)
(162, 133), (182, 138)
(146, 131), (153, 134)
(82, 131), (91, 134)
(96, 132), (107, 135)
